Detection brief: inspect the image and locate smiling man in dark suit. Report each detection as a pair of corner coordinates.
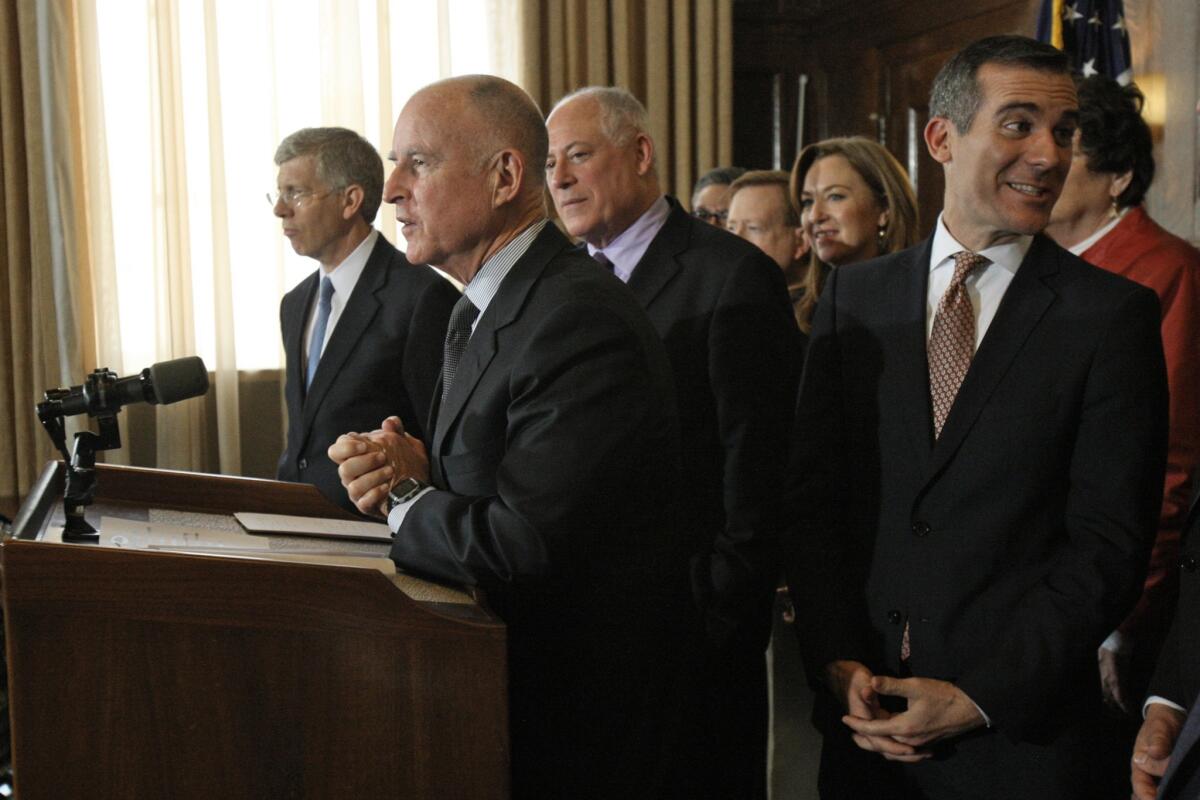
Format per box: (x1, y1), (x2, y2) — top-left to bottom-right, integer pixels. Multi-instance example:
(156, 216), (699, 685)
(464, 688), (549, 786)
(785, 36), (1168, 800)
(273, 127), (457, 512)
(327, 76), (691, 798)
(546, 86), (799, 799)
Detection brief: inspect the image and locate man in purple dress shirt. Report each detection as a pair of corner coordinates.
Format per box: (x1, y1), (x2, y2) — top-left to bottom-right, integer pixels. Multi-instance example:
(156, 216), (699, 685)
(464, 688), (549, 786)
(546, 86), (800, 799)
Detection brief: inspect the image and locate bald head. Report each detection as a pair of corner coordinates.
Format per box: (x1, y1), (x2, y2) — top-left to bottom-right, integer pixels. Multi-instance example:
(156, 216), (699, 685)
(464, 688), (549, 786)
(546, 86), (662, 248)
(415, 75), (548, 191)
(384, 75), (547, 283)
(550, 87), (655, 167)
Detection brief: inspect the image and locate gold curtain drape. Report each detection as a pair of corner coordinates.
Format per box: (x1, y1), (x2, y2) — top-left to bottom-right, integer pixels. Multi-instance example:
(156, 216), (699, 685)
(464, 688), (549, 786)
(0, 0), (92, 516)
(518, 0), (733, 202)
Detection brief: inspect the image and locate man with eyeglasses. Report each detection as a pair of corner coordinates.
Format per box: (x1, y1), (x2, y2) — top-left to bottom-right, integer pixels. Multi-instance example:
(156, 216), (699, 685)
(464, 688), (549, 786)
(273, 126), (458, 513)
(691, 165), (746, 227)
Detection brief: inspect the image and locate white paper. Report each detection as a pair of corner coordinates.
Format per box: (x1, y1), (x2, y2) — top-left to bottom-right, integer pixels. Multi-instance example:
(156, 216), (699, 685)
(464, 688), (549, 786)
(234, 512), (393, 543)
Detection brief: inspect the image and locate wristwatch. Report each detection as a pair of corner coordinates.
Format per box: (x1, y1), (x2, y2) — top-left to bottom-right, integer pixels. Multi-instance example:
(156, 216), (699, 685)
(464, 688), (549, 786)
(386, 477), (429, 513)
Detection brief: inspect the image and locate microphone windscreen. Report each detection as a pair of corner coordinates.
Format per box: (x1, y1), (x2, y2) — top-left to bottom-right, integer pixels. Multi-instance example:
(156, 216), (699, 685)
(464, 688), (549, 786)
(148, 357), (210, 405)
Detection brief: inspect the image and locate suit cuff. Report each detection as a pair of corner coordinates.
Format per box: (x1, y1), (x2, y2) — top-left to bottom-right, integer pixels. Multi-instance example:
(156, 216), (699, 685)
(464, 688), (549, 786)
(386, 487), (435, 531)
(967, 694), (992, 728)
(1144, 696), (1186, 718)
(1101, 629), (1128, 653)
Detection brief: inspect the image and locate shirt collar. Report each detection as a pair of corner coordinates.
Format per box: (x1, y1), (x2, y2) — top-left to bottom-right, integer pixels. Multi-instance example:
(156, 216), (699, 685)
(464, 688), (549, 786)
(1068, 207), (1129, 255)
(929, 213), (1031, 276)
(463, 220), (549, 321)
(586, 195), (671, 282)
(323, 228), (378, 298)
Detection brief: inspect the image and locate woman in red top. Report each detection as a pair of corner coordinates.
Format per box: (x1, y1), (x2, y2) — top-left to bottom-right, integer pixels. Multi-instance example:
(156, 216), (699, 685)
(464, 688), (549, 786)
(1047, 75), (1200, 722)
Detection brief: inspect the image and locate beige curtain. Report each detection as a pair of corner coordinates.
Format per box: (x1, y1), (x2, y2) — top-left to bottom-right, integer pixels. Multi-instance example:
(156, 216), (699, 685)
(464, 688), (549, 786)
(0, 0), (92, 515)
(518, 0), (733, 202)
(59, 1), (521, 485)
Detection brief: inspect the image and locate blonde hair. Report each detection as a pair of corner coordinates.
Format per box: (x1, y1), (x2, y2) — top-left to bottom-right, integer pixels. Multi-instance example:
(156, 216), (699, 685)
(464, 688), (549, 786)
(789, 137), (919, 333)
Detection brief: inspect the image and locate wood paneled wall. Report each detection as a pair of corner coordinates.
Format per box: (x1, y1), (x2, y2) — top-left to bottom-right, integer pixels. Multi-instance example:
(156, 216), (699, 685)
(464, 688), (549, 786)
(733, 0), (1041, 237)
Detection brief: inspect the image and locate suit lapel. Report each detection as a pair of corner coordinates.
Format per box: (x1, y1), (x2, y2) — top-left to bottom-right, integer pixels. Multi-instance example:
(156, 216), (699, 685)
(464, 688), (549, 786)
(301, 237), (388, 429)
(431, 223), (570, 459)
(626, 200), (688, 308)
(283, 272), (317, 416)
(926, 235), (1060, 479)
(886, 241), (938, 464)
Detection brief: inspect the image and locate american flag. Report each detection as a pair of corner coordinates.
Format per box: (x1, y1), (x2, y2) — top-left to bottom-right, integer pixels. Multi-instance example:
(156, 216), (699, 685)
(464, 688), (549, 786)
(1036, 0), (1133, 85)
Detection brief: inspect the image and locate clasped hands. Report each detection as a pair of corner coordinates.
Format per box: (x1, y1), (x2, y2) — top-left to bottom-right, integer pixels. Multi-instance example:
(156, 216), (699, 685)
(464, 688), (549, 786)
(327, 416), (429, 518)
(826, 659), (986, 762)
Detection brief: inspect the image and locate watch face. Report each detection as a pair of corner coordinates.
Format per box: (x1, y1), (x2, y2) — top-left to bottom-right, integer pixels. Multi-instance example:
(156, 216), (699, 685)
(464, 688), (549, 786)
(388, 478), (426, 510)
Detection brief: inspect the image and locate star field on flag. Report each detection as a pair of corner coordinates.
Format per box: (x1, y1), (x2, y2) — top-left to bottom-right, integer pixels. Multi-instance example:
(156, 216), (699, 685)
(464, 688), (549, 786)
(1036, 0), (1132, 85)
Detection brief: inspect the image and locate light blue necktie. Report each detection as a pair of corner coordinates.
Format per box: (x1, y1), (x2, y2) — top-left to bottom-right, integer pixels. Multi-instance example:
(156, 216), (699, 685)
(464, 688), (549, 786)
(306, 276), (334, 389)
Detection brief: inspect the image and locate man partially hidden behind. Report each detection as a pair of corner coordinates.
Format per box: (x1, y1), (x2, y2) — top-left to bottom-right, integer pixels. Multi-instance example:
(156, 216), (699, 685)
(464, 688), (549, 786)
(785, 36), (1167, 799)
(328, 77), (691, 797)
(725, 169), (812, 330)
(546, 87), (799, 798)
(691, 165), (746, 227)
(273, 127), (457, 512)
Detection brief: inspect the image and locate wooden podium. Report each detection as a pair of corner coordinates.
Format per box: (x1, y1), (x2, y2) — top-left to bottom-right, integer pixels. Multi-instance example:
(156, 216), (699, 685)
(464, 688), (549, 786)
(1, 462), (509, 799)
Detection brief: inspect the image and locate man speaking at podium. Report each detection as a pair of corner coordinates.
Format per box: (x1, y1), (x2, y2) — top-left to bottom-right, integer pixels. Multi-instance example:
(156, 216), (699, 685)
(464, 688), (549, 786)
(328, 76), (692, 797)
(273, 127), (457, 513)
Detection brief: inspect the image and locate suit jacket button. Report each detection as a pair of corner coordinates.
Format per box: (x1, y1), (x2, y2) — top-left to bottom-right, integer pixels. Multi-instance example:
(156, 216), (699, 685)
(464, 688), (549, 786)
(1183, 555), (1198, 572)
(887, 610), (902, 624)
(911, 521), (931, 537)
(298, 458), (308, 471)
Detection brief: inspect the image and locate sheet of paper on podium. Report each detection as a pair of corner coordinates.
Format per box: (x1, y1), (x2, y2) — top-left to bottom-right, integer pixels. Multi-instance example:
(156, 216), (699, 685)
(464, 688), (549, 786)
(46, 516), (473, 605)
(233, 511), (393, 542)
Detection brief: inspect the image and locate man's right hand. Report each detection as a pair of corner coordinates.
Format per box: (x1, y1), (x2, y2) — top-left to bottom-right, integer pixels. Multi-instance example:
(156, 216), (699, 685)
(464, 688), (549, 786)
(328, 432), (394, 517)
(1131, 701), (1186, 800)
(824, 660), (929, 762)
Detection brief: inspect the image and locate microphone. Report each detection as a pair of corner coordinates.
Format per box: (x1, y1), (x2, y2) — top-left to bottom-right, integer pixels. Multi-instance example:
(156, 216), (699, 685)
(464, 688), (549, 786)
(52, 356), (210, 417)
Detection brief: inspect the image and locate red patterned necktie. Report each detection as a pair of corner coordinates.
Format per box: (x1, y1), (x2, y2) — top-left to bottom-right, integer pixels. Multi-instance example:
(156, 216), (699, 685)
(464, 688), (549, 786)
(902, 250), (986, 662)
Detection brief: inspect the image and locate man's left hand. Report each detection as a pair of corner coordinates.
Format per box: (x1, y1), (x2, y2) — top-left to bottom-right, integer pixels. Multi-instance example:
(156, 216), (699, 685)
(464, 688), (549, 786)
(841, 675), (985, 756)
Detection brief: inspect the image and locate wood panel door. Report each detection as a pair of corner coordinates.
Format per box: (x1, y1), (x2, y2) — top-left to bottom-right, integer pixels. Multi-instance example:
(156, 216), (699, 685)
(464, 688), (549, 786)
(734, 0), (1041, 231)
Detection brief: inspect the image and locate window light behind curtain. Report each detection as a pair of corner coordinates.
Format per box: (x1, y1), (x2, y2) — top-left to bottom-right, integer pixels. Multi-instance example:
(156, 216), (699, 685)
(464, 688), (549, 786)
(82, 0), (520, 474)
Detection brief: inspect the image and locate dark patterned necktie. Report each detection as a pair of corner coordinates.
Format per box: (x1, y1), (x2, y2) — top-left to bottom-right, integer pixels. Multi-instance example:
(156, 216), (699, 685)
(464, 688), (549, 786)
(593, 251), (613, 271)
(928, 251), (987, 439)
(441, 294), (479, 402)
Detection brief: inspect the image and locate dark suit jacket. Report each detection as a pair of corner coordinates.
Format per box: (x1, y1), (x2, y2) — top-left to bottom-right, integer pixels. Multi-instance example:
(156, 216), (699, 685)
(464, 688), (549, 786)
(1150, 487), (1200, 800)
(629, 199), (800, 652)
(390, 223), (691, 798)
(277, 234), (458, 512)
(786, 234), (1168, 797)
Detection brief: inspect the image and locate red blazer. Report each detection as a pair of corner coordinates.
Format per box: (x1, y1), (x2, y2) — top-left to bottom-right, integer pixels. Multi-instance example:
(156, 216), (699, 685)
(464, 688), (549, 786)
(1083, 206), (1200, 645)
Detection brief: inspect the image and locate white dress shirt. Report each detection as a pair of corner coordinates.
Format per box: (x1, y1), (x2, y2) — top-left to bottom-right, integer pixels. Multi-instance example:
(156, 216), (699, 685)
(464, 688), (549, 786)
(926, 214), (1032, 346)
(386, 220), (549, 531)
(304, 229), (379, 365)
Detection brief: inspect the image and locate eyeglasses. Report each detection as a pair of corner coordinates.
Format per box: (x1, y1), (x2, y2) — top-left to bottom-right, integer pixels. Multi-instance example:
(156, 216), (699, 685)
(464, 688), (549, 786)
(692, 208), (728, 224)
(266, 188), (335, 208)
